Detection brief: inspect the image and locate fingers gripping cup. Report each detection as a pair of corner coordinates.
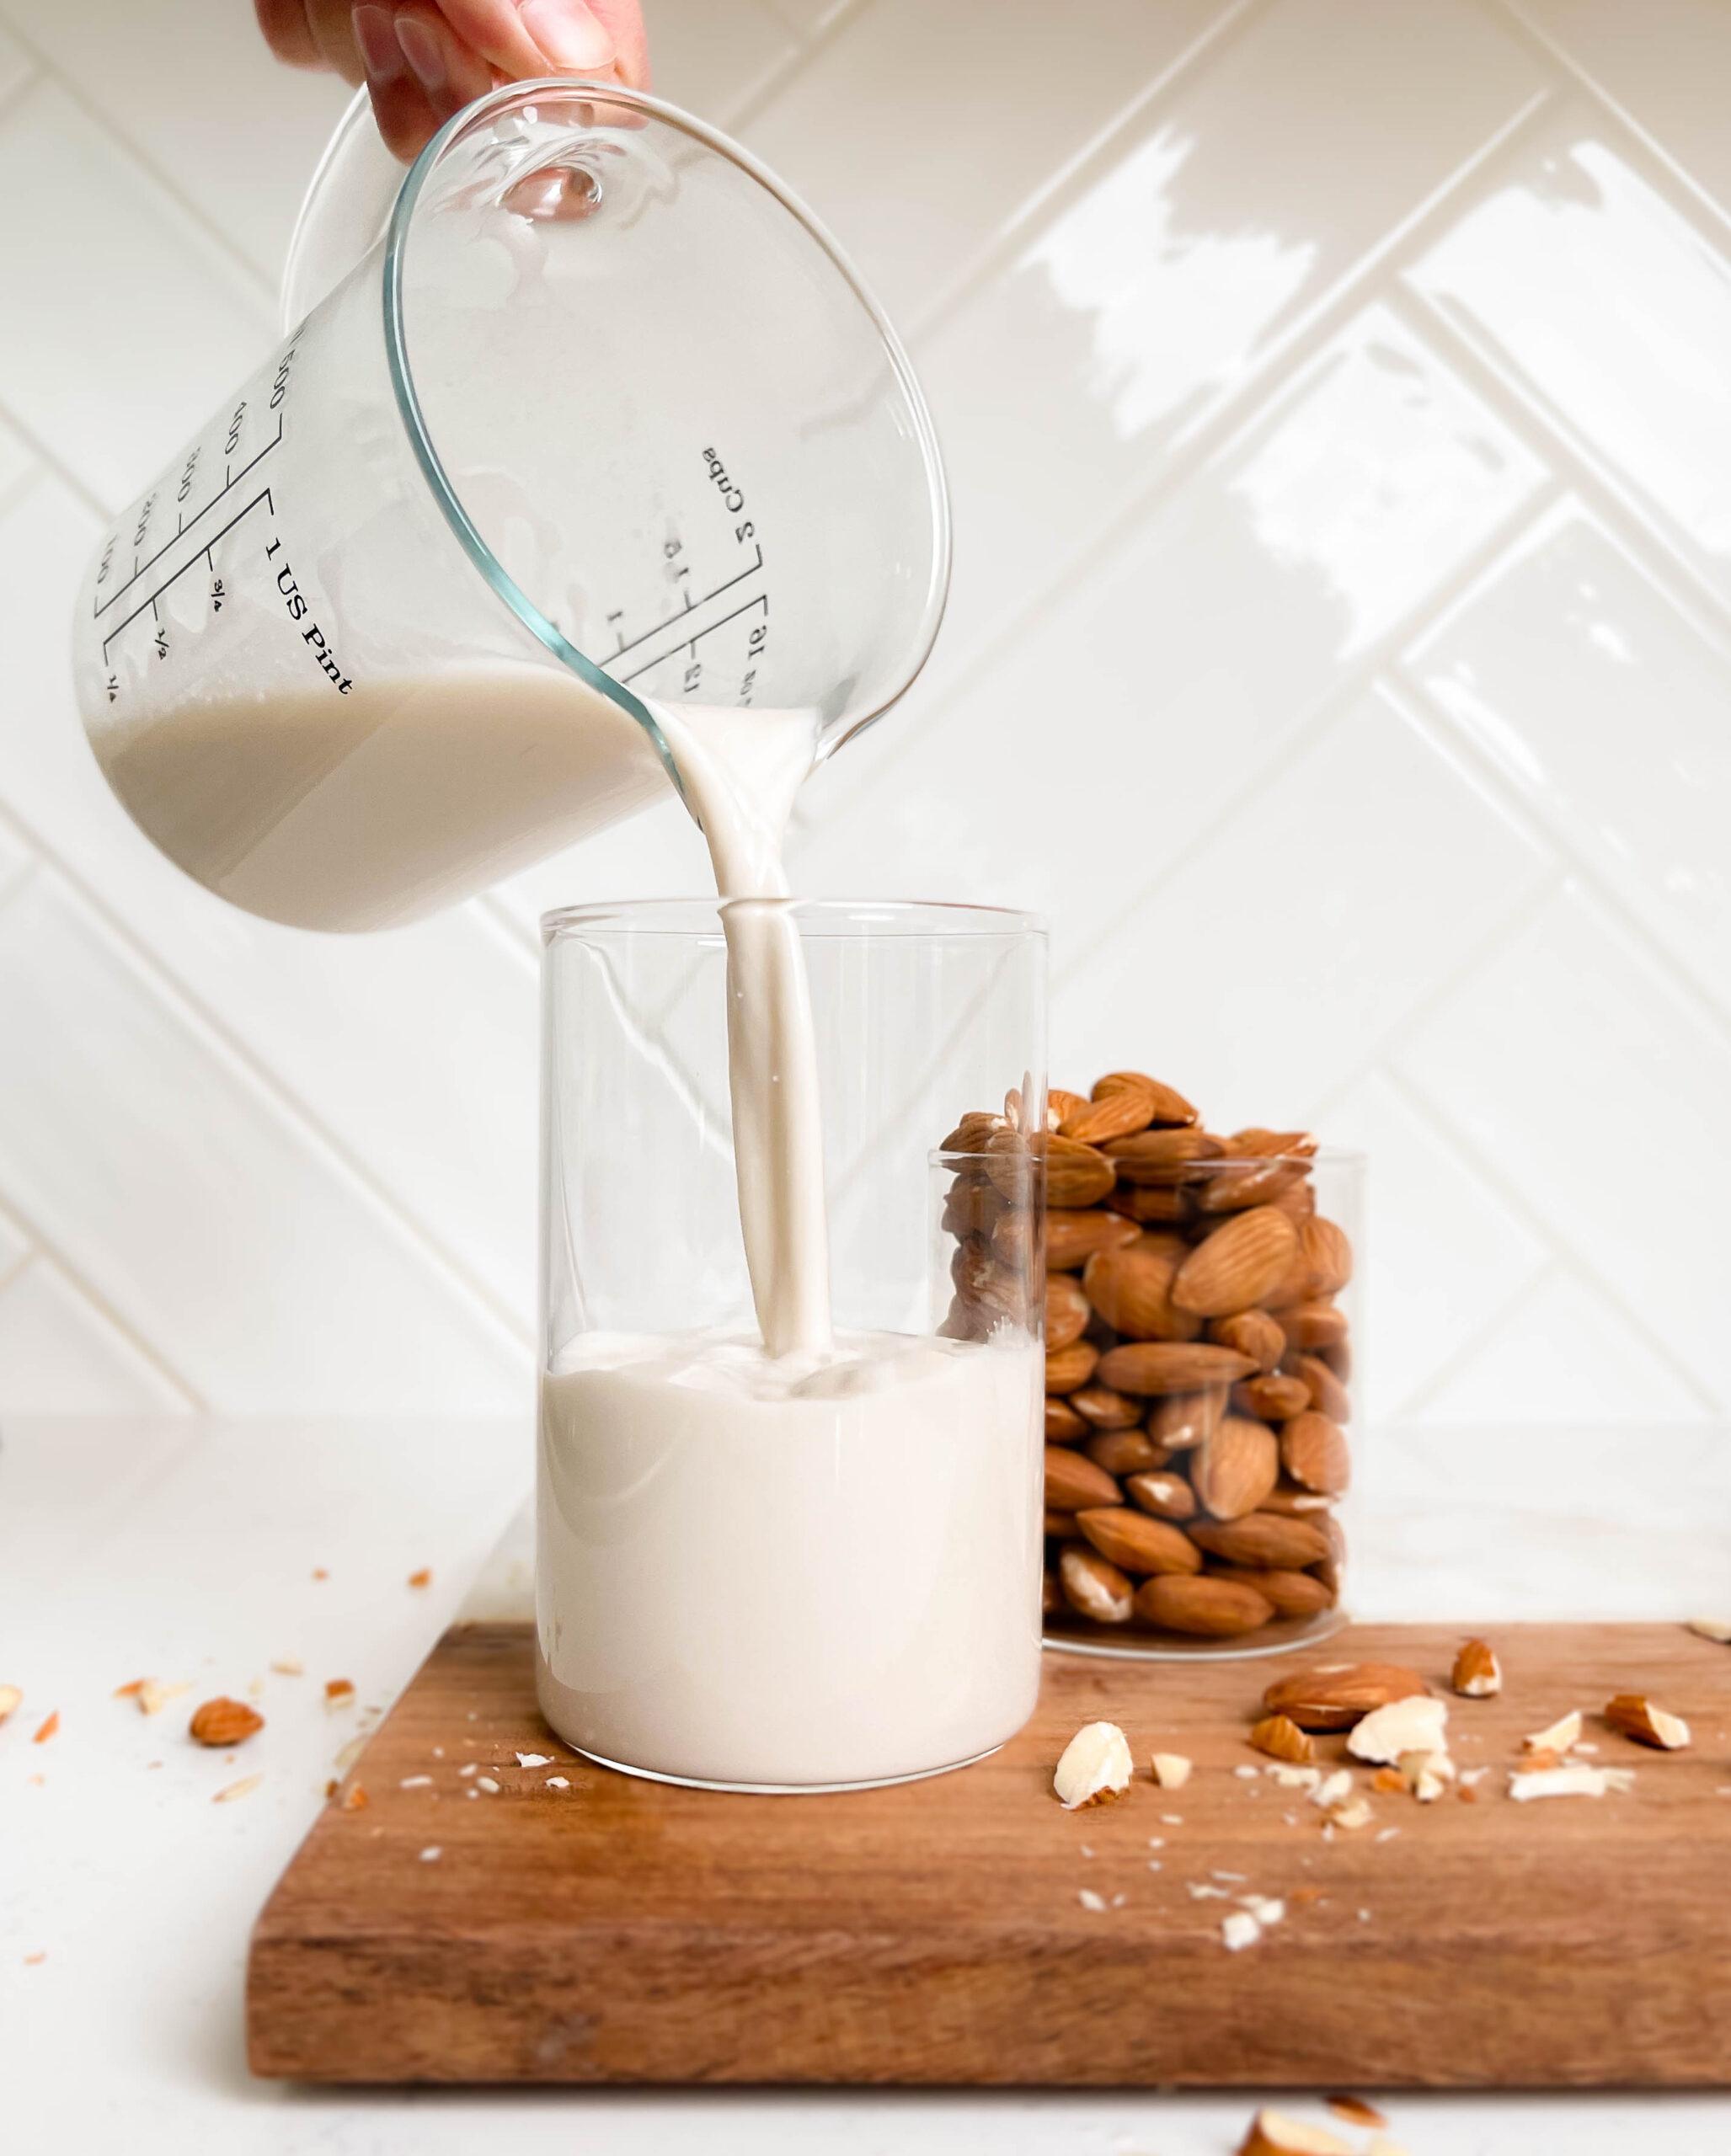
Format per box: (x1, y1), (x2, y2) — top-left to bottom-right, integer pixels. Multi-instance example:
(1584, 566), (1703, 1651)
(72, 83), (948, 931)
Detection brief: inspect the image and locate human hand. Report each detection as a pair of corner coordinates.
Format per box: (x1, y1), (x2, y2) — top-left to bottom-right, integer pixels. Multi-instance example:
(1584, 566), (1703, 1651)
(254, 0), (650, 161)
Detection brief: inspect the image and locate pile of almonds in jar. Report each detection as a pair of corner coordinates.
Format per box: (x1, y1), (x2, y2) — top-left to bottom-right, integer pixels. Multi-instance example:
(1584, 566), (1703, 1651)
(939, 1071), (1354, 1648)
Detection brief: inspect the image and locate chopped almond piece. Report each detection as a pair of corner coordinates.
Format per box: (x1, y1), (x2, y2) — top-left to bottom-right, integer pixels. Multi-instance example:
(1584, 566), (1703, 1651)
(0, 1684), (21, 1724)
(1151, 1752), (1192, 1790)
(1327, 2095), (1389, 2129)
(1603, 1694), (1691, 1751)
(212, 1773), (262, 1803)
(1451, 1638), (1501, 1697)
(1371, 1766), (1407, 1796)
(407, 1567), (432, 1588)
(1248, 1714), (1314, 1765)
(1524, 1709), (1582, 1753)
(112, 1678), (145, 1700)
(341, 1781), (370, 1811)
(324, 1678), (356, 1709)
(31, 1710), (58, 1744)
(1237, 2109), (1352, 2155)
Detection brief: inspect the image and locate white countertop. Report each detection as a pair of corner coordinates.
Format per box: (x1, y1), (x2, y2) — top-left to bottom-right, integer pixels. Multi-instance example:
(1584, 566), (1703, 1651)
(3, 1414), (1728, 2153)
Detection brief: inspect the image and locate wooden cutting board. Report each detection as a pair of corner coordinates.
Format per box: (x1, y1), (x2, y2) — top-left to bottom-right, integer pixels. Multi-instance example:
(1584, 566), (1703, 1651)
(248, 1621), (1731, 2087)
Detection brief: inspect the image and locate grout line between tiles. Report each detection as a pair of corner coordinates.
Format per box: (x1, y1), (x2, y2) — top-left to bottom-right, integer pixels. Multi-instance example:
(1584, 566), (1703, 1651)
(0, 1177), (208, 1409)
(896, 84), (1559, 738)
(1387, 280), (1731, 640)
(1392, 648), (1731, 1049)
(1054, 477), (1567, 988)
(0, 800), (534, 1356)
(1490, 0), (1731, 242)
(0, 29), (280, 307)
(901, 0), (1271, 351)
(1389, 1253), (1563, 1423)
(724, 0), (873, 134)
(1378, 1062), (1725, 1417)
(0, 398), (116, 520)
(0, 49), (36, 125)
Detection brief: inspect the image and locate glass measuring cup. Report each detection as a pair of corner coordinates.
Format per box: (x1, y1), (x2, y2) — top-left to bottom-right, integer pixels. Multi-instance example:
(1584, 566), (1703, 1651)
(71, 81), (949, 932)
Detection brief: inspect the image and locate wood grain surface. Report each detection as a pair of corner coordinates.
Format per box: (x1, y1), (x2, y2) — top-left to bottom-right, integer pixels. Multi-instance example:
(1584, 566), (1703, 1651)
(247, 1622), (1731, 2087)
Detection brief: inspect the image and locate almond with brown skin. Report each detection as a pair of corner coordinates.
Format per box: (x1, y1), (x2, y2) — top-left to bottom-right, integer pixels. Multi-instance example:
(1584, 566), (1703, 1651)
(1059, 1089), (1157, 1146)
(1045, 1397), (1087, 1443)
(1125, 1470), (1198, 1522)
(1278, 1301), (1349, 1351)
(1045, 1274), (1092, 1351)
(1209, 1308), (1286, 1372)
(1045, 1339), (1100, 1395)
(1104, 1182), (1194, 1224)
(189, 1696), (264, 1748)
(1059, 1544), (1134, 1625)
(1261, 1662), (1429, 1732)
(1299, 1217), (1354, 1297)
(1044, 1209), (1140, 1271)
(1210, 1566), (1336, 1617)
(1146, 1387), (1227, 1450)
(1104, 1128), (1222, 1186)
(1077, 1507), (1203, 1577)
(1227, 1129), (1317, 1160)
(1248, 1713), (1314, 1764)
(1190, 1416), (1280, 1521)
(1042, 1567), (1063, 1617)
(1288, 1352), (1349, 1422)
(939, 1112), (1004, 1153)
(1280, 1411), (1350, 1496)
(1093, 1071), (1197, 1126)
(1604, 1694), (1691, 1749)
(1070, 1384), (1142, 1431)
(1097, 1342), (1255, 1395)
(1234, 1372), (1311, 1420)
(1083, 1245), (1202, 1342)
(1044, 1510), (1077, 1539)
(1045, 1088), (1088, 1129)
(1259, 1481), (1333, 1516)
(1171, 1206), (1300, 1317)
(993, 1130), (1114, 1208)
(1197, 1156), (1307, 1214)
(1190, 1512), (1332, 1570)
(1451, 1638), (1502, 1697)
(1135, 1573), (1274, 1637)
(1088, 1429), (1170, 1477)
(1044, 1447), (1121, 1513)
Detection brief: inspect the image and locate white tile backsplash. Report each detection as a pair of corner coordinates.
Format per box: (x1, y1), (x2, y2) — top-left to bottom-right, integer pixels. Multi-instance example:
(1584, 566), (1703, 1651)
(0, 0), (1726, 1428)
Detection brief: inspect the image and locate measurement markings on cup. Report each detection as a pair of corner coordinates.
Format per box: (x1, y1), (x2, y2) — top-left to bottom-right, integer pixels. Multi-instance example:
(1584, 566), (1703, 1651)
(99, 486), (279, 674)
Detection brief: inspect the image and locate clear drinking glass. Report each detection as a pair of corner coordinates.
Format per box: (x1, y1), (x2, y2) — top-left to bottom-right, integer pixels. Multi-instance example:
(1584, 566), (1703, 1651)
(536, 899), (1046, 1791)
(1040, 1150), (1365, 1661)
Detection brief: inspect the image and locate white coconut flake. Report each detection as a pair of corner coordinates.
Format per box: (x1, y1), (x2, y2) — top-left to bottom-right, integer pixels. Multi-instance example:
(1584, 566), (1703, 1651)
(1077, 1888), (1107, 1913)
(1508, 1764), (1635, 1802)
(419, 1846), (441, 1862)
(1221, 1910), (1262, 1951)
(546, 1774), (570, 1789)
(1239, 1894), (1285, 1926)
(515, 1752), (553, 1768)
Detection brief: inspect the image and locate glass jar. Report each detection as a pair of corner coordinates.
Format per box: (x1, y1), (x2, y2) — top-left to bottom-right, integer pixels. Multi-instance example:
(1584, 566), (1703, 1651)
(1036, 1146), (1365, 1660)
(536, 899), (1046, 1790)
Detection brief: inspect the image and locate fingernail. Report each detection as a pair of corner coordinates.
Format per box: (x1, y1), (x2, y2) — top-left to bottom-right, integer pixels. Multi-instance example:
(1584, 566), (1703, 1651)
(520, 0), (615, 72)
(353, 4), (406, 83)
(395, 15), (448, 95)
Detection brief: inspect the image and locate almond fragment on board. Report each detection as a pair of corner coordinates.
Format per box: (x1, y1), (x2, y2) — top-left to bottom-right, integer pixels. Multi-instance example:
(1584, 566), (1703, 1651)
(1261, 1662), (1427, 1732)
(1221, 1910), (1264, 1951)
(32, 1710), (59, 1744)
(324, 1678), (356, 1710)
(1249, 1714), (1314, 1765)
(1345, 1694), (1449, 1765)
(137, 1679), (190, 1716)
(0, 1684), (20, 1725)
(1237, 2106), (1353, 2155)
(1686, 1616), (1731, 1645)
(1524, 1709), (1583, 1753)
(1326, 2094), (1388, 2129)
(189, 1696), (264, 1748)
(1054, 1721), (1133, 1809)
(270, 1656), (304, 1677)
(1309, 1768), (1354, 1811)
(213, 1773), (262, 1803)
(1328, 1797), (1373, 1831)
(1451, 1639), (1501, 1697)
(1508, 1764), (1634, 1802)
(1151, 1752), (1193, 1790)
(1603, 1694), (1691, 1750)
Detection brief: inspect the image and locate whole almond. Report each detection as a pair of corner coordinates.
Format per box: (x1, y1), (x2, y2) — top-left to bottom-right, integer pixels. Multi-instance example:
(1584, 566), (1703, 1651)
(1233, 1372), (1311, 1420)
(1077, 1507), (1203, 1577)
(1088, 1429), (1170, 1477)
(1209, 1309), (1285, 1373)
(1125, 1470), (1197, 1522)
(1299, 1216), (1354, 1297)
(1059, 1544), (1134, 1625)
(189, 1696), (264, 1748)
(1171, 1207), (1300, 1317)
(1083, 1246), (1202, 1342)
(1261, 1662), (1429, 1732)
(1097, 1342), (1255, 1396)
(1045, 1274), (1092, 1351)
(1070, 1385), (1142, 1431)
(1281, 1411), (1350, 1496)
(1190, 1512), (1332, 1570)
(1045, 1088), (1089, 1129)
(942, 1177), (1000, 1239)
(1260, 1480), (1334, 1516)
(1226, 1129), (1317, 1159)
(1045, 1397), (1087, 1443)
(1210, 1566), (1336, 1617)
(1289, 1352), (1349, 1423)
(1191, 1416), (1280, 1521)
(1146, 1388), (1226, 1450)
(1045, 1339), (1100, 1395)
(1045, 1446), (1121, 1513)
(1032, 1132), (1117, 1209)
(1104, 1183), (1194, 1224)
(1059, 1090), (1156, 1146)
(1104, 1128), (1222, 1186)
(1135, 1573), (1274, 1637)
(1317, 1336), (1353, 1382)
(939, 1112), (1004, 1153)
(1196, 1156), (1307, 1214)
(1044, 1509), (1077, 1538)
(1278, 1301), (1349, 1352)
(1093, 1071), (1197, 1126)
(1044, 1209), (1139, 1272)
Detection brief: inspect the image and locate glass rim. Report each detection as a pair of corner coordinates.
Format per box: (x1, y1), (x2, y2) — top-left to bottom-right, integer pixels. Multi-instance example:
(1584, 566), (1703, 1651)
(541, 895), (1047, 942)
(931, 1141), (1364, 1167)
(381, 79), (952, 798)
